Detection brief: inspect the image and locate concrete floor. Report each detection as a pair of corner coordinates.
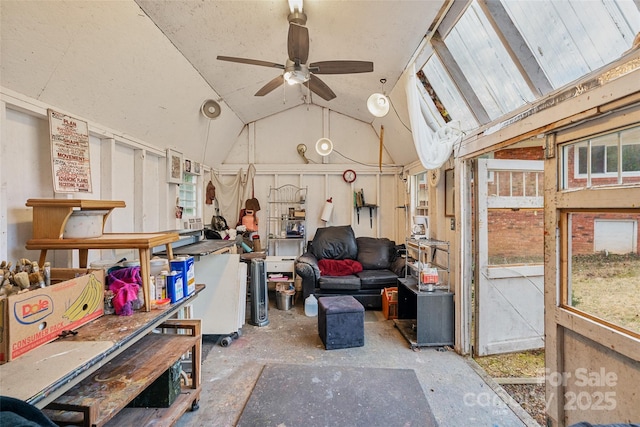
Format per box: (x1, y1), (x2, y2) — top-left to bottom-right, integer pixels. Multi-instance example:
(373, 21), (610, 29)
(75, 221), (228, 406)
(175, 295), (537, 427)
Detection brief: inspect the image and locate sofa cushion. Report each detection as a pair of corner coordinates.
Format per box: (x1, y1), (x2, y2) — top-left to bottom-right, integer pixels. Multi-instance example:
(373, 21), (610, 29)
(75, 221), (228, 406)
(311, 225), (358, 260)
(356, 269), (399, 289)
(356, 237), (396, 270)
(318, 275), (361, 291)
(318, 259), (363, 276)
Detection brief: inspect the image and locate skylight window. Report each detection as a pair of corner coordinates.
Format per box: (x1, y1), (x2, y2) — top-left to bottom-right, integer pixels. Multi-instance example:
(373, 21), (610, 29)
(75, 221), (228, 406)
(501, 0), (640, 88)
(443, 0), (536, 121)
(421, 55), (478, 133)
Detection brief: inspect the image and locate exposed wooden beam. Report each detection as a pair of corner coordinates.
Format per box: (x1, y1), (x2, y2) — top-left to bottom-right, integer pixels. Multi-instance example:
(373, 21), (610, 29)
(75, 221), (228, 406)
(431, 32), (491, 125)
(478, 0), (553, 97)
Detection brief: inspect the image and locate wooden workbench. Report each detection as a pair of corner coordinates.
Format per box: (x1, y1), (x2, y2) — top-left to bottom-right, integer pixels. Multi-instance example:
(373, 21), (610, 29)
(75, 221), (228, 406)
(0, 286), (204, 425)
(25, 199), (179, 311)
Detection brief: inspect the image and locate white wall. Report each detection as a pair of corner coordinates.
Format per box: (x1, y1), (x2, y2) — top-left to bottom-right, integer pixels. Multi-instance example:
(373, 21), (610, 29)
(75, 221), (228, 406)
(0, 92), (180, 266)
(1, 91), (406, 268)
(214, 104), (405, 246)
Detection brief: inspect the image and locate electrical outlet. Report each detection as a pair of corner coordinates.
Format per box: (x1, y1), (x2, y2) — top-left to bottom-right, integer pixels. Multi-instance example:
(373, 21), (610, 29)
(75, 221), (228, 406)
(450, 218), (455, 230)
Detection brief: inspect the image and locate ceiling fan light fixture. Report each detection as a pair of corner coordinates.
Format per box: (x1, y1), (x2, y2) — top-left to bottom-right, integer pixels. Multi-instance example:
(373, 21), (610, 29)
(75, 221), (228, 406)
(288, 0), (303, 13)
(284, 69), (309, 85)
(315, 138), (333, 156)
(367, 93), (390, 117)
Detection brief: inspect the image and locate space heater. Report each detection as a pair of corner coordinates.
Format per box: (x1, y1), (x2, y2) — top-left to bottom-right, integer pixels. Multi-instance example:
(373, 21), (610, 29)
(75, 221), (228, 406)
(249, 258), (269, 326)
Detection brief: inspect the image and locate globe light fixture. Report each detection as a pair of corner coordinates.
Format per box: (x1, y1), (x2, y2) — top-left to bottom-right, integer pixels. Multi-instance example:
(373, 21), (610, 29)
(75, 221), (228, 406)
(367, 93), (390, 117)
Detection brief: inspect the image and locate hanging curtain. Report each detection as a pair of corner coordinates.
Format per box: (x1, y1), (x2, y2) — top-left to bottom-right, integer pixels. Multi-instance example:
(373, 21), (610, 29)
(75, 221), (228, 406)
(404, 64), (462, 170)
(210, 164), (256, 227)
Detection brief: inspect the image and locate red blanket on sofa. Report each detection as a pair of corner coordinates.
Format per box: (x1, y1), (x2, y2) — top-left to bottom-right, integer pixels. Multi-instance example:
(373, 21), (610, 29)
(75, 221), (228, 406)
(318, 259), (363, 276)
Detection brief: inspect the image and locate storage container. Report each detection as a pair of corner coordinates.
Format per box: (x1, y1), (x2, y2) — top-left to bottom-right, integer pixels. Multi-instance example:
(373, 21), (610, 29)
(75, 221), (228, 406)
(127, 359), (182, 408)
(170, 256), (195, 297)
(1, 269), (105, 363)
(63, 210), (108, 238)
(382, 287), (398, 320)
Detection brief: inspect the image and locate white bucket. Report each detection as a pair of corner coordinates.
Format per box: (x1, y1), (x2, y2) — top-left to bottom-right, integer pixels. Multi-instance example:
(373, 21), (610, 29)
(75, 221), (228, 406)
(63, 210), (108, 238)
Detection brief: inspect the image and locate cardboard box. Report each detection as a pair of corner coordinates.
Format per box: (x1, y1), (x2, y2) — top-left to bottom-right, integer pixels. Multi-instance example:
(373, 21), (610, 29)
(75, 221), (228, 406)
(1, 268), (104, 364)
(0, 296), (6, 364)
(382, 287), (398, 320)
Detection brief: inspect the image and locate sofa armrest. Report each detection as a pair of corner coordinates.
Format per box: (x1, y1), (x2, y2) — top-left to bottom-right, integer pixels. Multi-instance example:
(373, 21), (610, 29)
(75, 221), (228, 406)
(390, 256), (406, 277)
(296, 252), (320, 299)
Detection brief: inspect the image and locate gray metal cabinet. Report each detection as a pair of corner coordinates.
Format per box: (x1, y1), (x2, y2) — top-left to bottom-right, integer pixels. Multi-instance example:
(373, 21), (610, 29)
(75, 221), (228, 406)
(395, 277), (454, 349)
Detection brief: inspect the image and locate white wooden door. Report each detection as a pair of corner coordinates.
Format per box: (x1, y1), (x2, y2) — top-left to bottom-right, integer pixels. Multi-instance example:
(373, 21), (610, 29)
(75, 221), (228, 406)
(475, 159), (545, 356)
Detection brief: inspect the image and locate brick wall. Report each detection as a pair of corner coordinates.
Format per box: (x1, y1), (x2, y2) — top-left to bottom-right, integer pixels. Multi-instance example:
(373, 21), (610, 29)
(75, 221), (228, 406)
(486, 147), (639, 261)
(570, 213), (640, 255)
(494, 146), (544, 161)
(488, 209), (544, 263)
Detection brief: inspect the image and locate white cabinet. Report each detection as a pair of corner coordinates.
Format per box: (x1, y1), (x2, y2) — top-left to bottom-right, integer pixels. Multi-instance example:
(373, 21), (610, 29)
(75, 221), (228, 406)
(266, 185), (307, 257)
(265, 255), (296, 290)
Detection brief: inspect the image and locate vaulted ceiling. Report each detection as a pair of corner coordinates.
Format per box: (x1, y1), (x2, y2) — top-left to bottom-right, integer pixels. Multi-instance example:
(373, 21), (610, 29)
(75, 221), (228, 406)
(136, 0), (445, 124)
(1, 0), (448, 167)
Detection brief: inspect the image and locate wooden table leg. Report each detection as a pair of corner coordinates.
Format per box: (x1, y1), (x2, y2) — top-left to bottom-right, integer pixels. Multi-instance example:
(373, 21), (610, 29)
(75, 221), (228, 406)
(79, 249), (88, 268)
(38, 250), (48, 268)
(138, 248), (151, 312)
(165, 243), (174, 260)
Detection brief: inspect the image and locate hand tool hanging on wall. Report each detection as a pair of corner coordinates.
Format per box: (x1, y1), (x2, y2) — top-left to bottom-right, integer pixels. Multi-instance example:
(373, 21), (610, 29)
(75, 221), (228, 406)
(354, 190), (364, 224)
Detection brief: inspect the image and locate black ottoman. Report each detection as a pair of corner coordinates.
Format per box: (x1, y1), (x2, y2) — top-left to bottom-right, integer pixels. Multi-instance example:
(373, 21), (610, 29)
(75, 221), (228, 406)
(318, 296), (364, 350)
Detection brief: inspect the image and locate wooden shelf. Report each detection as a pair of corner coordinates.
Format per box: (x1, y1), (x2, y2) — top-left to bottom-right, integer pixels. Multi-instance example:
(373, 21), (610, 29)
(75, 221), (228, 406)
(104, 386), (201, 426)
(26, 198), (126, 240)
(45, 329), (201, 427)
(0, 287), (203, 409)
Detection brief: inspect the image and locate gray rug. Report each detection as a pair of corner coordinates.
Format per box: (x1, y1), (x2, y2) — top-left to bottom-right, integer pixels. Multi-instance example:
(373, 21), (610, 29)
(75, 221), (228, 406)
(237, 364), (438, 427)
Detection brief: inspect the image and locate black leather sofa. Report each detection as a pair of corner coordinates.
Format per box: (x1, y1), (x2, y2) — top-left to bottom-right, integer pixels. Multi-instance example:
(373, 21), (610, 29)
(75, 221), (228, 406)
(295, 225), (404, 309)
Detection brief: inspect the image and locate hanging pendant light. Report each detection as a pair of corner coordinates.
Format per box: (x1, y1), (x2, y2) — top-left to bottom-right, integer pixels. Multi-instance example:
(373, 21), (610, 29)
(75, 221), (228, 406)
(315, 137), (333, 156)
(367, 78), (390, 117)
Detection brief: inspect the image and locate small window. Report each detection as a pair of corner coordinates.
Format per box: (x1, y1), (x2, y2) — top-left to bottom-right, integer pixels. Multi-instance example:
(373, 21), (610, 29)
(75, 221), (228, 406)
(414, 172), (428, 217)
(179, 173), (198, 217)
(561, 125), (640, 189)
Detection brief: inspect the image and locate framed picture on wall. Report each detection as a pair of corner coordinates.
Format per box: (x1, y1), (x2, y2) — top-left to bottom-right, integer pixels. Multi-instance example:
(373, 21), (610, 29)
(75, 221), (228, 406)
(166, 148), (183, 184)
(445, 168), (455, 217)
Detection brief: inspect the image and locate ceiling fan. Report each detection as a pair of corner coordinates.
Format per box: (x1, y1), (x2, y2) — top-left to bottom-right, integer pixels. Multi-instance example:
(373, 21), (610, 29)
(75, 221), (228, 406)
(216, 7), (373, 101)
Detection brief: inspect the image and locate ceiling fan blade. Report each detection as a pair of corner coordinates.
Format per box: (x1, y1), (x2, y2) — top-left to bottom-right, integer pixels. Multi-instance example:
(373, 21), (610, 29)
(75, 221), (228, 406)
(217, 56), (285, 70)
(255, 75), (284, 96)
(310, 60), (374, 74)
(288, 23), (309, 64)
(307, 75), (336, 101)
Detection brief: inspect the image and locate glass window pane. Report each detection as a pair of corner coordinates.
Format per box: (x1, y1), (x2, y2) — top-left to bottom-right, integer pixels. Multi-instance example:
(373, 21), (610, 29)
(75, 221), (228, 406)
(591, 145), (605, 174)
(444, 1), (535, 120)
(421, 55), (479, 134)
(502, 0), (640, 88)
(607, 145), (619, 173)
(622, 144), (640, 172)
(414, 172), (428, 216)
(561, 125), (640, 189)
(578, 146), (587, 175)
(567, 212), (640, 335)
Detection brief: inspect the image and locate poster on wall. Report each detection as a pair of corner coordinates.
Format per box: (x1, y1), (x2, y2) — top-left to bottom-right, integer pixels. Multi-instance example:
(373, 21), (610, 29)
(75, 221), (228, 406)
(48, 109), (92, 193)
